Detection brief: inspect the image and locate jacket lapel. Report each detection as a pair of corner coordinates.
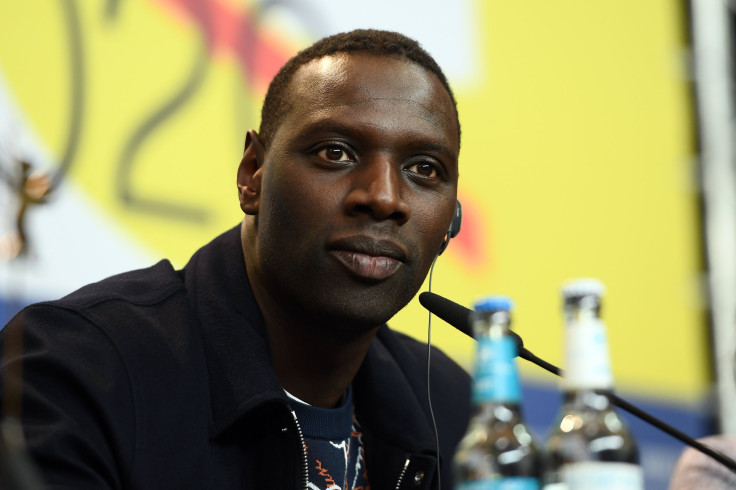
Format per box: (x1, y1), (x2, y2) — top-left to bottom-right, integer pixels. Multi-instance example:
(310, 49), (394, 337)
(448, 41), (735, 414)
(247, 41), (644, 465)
(182, 225), (287, 437)
(354, 326), (439, 488)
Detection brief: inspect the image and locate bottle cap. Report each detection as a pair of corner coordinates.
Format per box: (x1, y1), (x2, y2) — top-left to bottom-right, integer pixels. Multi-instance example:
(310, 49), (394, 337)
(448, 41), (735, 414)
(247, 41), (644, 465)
(561, 278), (606, 299)
(473, 295), (514, 312)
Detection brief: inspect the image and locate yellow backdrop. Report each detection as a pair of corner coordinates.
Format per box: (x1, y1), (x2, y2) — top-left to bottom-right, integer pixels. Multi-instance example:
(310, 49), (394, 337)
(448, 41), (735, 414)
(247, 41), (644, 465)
(0, 0), (706, 405)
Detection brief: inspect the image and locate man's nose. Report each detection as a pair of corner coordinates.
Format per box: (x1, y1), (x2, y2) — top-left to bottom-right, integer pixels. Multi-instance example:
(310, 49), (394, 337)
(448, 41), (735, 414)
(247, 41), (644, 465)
(344, 157), (410, 224)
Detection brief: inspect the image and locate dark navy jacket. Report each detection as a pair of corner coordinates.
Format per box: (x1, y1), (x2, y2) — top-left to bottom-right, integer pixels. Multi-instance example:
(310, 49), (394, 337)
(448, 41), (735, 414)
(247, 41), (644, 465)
(1, 226), (471, 489)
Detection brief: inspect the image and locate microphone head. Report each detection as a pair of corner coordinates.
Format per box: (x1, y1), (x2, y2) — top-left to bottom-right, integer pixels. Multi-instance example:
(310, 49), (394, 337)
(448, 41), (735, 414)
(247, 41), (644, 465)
(419, 291), (473, 338)
(418, 291), (525, 351)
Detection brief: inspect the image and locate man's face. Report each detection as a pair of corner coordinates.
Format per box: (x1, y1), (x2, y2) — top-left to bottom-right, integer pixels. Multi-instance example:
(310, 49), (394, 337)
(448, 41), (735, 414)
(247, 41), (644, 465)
(245, 53), (459, 331)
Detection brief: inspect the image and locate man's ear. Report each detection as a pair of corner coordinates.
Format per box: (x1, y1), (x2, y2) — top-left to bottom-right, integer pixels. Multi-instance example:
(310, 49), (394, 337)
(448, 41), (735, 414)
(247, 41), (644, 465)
(237, 129), (265, 215)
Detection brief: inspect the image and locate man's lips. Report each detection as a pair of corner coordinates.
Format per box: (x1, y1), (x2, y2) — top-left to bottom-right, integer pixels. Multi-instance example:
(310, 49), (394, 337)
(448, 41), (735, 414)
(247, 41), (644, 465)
(327, 236), (407, 281)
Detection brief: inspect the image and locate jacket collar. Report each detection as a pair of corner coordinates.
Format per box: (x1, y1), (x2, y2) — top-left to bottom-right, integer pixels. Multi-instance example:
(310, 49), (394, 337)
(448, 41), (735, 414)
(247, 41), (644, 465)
(355, 327), (440, 454)
(183, 225), (287, 436)
(183, 225), (437, 456)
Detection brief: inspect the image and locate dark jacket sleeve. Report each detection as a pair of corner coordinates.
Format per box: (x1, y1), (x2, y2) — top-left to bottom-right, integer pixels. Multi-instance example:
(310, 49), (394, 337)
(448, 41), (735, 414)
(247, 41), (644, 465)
(1, 304), (136, 489)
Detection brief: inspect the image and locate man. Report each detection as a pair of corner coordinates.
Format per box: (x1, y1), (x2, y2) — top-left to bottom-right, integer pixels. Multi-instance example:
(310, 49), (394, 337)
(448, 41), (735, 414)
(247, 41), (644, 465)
(0, 29), (470, 489)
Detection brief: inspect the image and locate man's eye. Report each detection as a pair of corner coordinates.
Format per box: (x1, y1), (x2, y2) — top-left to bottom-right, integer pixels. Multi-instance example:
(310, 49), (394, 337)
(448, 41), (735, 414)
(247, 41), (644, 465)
(407, 162), (438, 178)
(318, 146), (351, 162)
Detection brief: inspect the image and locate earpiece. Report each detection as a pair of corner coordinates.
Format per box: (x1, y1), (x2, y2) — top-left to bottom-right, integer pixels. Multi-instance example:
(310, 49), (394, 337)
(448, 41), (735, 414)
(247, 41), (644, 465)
(438, 201), (462, 255)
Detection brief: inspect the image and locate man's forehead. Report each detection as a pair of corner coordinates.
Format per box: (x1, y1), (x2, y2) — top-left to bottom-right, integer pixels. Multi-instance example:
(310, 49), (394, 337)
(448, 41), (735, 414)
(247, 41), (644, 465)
(290, 54), (353, 98)
(283, 52), (458, 142)
(292, 52), (437, 97)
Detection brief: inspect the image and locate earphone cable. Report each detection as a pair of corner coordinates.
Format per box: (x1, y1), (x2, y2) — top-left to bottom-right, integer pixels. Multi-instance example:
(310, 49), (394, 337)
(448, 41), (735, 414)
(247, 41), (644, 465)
(425, 256), (441, 490)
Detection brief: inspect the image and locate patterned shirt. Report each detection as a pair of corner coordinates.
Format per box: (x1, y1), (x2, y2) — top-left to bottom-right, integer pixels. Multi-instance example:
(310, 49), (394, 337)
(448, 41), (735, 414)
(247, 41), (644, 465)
(286, 386), (370, 490)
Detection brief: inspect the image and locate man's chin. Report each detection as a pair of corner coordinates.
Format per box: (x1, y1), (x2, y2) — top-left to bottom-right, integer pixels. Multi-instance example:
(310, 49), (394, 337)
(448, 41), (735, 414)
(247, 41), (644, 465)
(289, 263), (425, 331)
(306, 289), (413, 332)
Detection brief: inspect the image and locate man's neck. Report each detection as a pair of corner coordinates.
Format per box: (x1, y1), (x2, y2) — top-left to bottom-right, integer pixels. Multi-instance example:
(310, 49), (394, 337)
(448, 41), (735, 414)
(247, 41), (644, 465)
(264, 316), (378, 408)
(241, 224), (380, 408)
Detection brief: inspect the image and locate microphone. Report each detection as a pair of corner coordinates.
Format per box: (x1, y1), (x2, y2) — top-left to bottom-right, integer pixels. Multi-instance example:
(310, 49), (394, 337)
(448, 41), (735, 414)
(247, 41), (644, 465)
(418, 291), (736, 474)
(418, 292), (560, 376)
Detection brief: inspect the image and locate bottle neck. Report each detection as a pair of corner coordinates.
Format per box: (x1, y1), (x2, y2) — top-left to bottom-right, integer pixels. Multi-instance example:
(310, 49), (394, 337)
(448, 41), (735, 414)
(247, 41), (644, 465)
(562, 302), (614, 391)
(472, 328), (522, 405)
(473, 401), (525, 423)
(560, 388), (614, 410)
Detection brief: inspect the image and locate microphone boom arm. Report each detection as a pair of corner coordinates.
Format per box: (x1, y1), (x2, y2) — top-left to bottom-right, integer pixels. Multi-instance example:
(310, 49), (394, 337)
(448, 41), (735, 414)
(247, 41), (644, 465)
(418, 291), (736, 475)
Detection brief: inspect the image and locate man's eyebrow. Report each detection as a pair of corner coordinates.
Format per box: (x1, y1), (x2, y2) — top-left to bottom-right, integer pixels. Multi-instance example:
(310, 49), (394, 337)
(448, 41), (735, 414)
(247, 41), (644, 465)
(416, 141), (457, 160)
(296, 119), (458, 158)
(296, 119), (356, 139)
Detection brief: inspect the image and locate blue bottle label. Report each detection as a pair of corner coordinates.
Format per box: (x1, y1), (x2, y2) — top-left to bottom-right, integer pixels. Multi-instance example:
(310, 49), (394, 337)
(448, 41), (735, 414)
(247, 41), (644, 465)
(457, 477), (539, 489)
(473, 336), (521, 403)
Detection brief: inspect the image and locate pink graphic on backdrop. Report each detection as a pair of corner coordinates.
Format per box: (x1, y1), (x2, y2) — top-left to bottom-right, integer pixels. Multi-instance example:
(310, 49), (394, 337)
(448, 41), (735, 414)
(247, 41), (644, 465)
(151, 0), (291, 91)
(454, 194), (486, 269)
